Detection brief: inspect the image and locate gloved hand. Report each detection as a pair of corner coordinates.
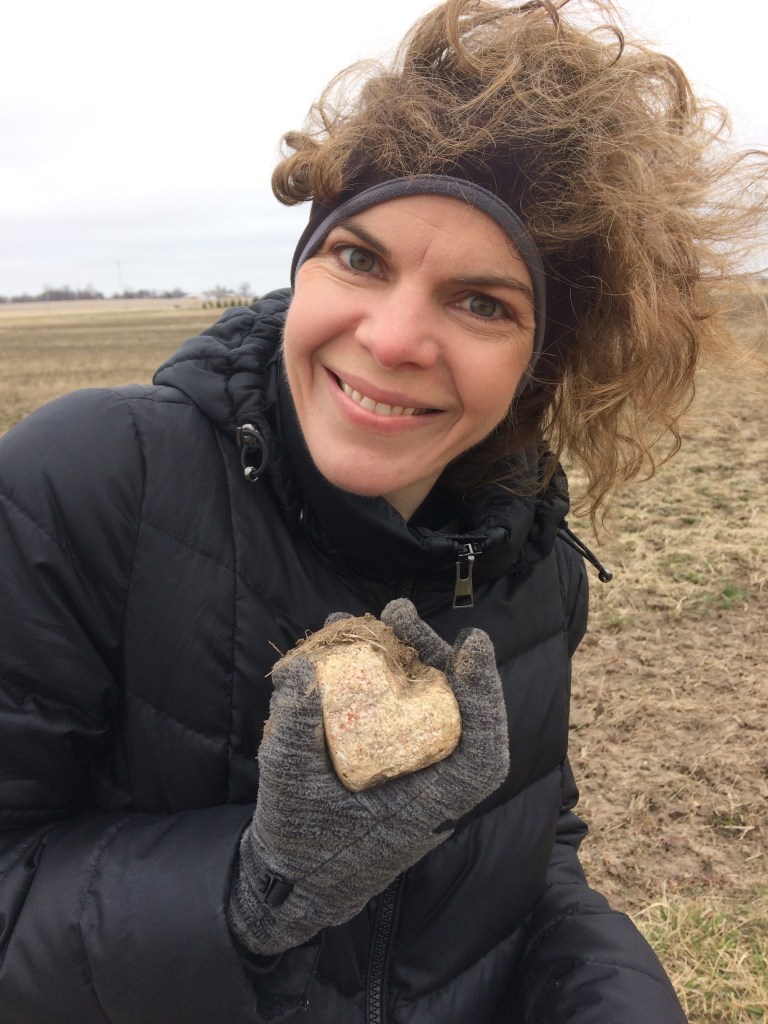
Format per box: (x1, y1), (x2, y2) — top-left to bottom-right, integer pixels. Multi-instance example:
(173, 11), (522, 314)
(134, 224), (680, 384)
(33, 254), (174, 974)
(227, 598), (510, 956)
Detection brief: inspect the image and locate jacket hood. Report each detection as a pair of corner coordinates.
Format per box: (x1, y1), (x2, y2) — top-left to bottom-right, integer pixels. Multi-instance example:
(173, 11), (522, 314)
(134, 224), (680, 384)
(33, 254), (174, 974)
(154, 291), (291, 436)
(154, 290), (570, 588)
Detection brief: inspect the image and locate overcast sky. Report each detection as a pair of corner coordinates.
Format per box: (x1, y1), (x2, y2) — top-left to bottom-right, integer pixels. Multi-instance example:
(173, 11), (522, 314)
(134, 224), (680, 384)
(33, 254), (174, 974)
(2, 0), (766, 298)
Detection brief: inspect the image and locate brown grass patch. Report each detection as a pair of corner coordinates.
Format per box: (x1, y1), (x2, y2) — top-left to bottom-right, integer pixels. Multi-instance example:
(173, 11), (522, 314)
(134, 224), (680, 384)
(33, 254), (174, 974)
(0, 300), (215, 433)
(568, 292), (768, 1021)
(635, 893), (768, 1022)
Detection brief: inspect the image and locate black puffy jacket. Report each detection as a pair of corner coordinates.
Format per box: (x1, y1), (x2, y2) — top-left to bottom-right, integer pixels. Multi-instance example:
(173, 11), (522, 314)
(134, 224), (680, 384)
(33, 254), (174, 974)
(0, 292), (685, 1023)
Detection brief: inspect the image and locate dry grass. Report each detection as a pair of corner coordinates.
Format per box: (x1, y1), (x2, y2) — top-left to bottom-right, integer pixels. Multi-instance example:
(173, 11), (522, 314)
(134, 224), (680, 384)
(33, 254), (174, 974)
(0, 301), (215, 433)
(1, 295), (767, 1021)
(568, 289), (768, 1022)
(635, 894), (768, 1022)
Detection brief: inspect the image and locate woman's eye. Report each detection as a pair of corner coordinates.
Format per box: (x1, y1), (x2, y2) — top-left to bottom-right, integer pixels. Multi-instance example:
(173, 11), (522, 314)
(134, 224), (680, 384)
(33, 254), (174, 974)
(339, 246), (378, 274)
(464, 294), (505, 319)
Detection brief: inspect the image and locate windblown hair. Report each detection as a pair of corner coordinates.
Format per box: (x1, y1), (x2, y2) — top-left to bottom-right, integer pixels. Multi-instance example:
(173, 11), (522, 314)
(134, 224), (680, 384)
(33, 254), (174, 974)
(272, 0), (768, 520)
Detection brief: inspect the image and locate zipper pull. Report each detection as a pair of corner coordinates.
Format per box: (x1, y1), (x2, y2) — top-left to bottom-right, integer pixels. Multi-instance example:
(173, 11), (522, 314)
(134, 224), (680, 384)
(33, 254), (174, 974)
(453, 543), (480, 609)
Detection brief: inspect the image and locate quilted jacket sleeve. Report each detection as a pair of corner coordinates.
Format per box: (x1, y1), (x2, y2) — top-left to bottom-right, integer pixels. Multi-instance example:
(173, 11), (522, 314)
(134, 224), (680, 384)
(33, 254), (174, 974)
(514, 545), (687, 1023)
(0, 391), (307, 1024)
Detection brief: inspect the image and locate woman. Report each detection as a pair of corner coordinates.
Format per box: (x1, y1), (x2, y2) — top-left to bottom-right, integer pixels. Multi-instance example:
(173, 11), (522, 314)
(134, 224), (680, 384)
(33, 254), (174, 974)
(1, 2), (764, 1021)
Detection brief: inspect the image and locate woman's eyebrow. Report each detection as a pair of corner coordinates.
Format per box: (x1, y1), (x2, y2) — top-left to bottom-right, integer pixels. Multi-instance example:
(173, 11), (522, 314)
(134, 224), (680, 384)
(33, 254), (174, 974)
(332, 219), (393, 258)
(329, 221), (533, 303)
(455, 275), (535, 304)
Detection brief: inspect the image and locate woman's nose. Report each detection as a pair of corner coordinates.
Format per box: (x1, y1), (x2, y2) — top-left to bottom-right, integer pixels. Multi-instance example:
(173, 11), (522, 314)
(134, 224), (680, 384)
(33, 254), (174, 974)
(355, 286), (440, 369)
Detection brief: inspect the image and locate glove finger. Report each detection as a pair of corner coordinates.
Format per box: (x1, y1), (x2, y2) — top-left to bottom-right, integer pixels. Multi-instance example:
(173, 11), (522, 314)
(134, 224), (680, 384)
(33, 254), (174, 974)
(448, 629), (505, 734)
(261, 656), (329, 774)
(440, 628), (510, 791)
(324, 611), (354, 627)
(380, 598), (450, 670)
(270, 650), (318, 700)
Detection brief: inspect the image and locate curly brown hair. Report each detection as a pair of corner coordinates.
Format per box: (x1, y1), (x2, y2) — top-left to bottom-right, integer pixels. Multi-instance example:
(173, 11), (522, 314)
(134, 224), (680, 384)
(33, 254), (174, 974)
(272, 0), (768, 520)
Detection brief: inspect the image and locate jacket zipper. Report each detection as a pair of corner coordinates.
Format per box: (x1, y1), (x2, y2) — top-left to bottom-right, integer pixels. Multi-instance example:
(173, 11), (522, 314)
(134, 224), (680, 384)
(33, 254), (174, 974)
(453, 542), (481, 608)
(366, 877), (402, 1024)
(395, 546), (483, 611)
(366, 549), (478, 1021)
(396, 575), (415, 602)
(364, 573), (416, 1023)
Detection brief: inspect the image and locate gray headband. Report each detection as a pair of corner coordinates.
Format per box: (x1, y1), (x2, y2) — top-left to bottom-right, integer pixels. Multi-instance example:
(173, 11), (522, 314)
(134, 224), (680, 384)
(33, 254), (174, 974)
(292, 175), (547, 368)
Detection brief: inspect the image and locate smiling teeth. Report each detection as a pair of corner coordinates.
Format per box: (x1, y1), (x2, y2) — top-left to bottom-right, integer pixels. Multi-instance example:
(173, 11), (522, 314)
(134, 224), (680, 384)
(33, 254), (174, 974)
(339, 379), (423, 416)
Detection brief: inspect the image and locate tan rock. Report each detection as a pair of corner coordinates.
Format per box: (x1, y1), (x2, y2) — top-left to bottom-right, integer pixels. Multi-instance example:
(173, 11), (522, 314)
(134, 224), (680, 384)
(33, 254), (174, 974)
(279, 615), (461, 791)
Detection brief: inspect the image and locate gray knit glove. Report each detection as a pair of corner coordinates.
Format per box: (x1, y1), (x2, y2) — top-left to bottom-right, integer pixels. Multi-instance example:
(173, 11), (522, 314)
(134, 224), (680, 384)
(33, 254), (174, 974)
(227, 598), (510, 956)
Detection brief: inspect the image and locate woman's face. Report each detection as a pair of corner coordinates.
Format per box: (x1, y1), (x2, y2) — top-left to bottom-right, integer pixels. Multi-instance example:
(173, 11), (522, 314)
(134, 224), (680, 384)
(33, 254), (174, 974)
(282, 194), (536, 519)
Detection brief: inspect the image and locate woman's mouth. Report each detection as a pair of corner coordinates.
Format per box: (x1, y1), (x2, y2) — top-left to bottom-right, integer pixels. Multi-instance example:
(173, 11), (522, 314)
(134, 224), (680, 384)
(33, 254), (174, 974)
(336, 375), (436, 417)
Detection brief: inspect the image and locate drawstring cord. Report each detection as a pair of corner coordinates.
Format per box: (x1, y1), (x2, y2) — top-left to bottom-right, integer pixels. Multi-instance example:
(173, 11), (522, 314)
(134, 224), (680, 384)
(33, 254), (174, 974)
(557, 524), (613, 582)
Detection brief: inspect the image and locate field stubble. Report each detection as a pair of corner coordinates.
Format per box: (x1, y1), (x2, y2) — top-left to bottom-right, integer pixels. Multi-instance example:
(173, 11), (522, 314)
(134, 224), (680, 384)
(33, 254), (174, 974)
(1, 297), (767, 1022)
(567, 292), (768, 1022)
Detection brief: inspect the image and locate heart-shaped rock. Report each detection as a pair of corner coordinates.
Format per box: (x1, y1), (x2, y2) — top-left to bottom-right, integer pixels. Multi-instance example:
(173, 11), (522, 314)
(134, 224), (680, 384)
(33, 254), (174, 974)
(280, 615), (461, 792)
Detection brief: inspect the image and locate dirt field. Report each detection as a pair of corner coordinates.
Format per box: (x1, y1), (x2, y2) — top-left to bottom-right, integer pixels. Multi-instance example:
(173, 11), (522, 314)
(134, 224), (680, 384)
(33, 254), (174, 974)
(0, 301), (215, 433)
(1, 297), (766, 1021)
(565, 293), (768, 1021)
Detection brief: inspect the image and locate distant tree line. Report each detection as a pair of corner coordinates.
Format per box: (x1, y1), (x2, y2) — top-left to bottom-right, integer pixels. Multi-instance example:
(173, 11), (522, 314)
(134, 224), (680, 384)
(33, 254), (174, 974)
(0, 286), (188, 304)
(0, 283), (257, 305)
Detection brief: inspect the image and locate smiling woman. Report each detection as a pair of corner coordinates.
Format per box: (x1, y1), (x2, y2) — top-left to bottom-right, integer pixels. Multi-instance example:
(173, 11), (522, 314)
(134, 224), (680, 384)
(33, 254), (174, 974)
(0, 2), (766, 1024)
(275, 1), (767, 518)
(284, 193), (536, 518)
